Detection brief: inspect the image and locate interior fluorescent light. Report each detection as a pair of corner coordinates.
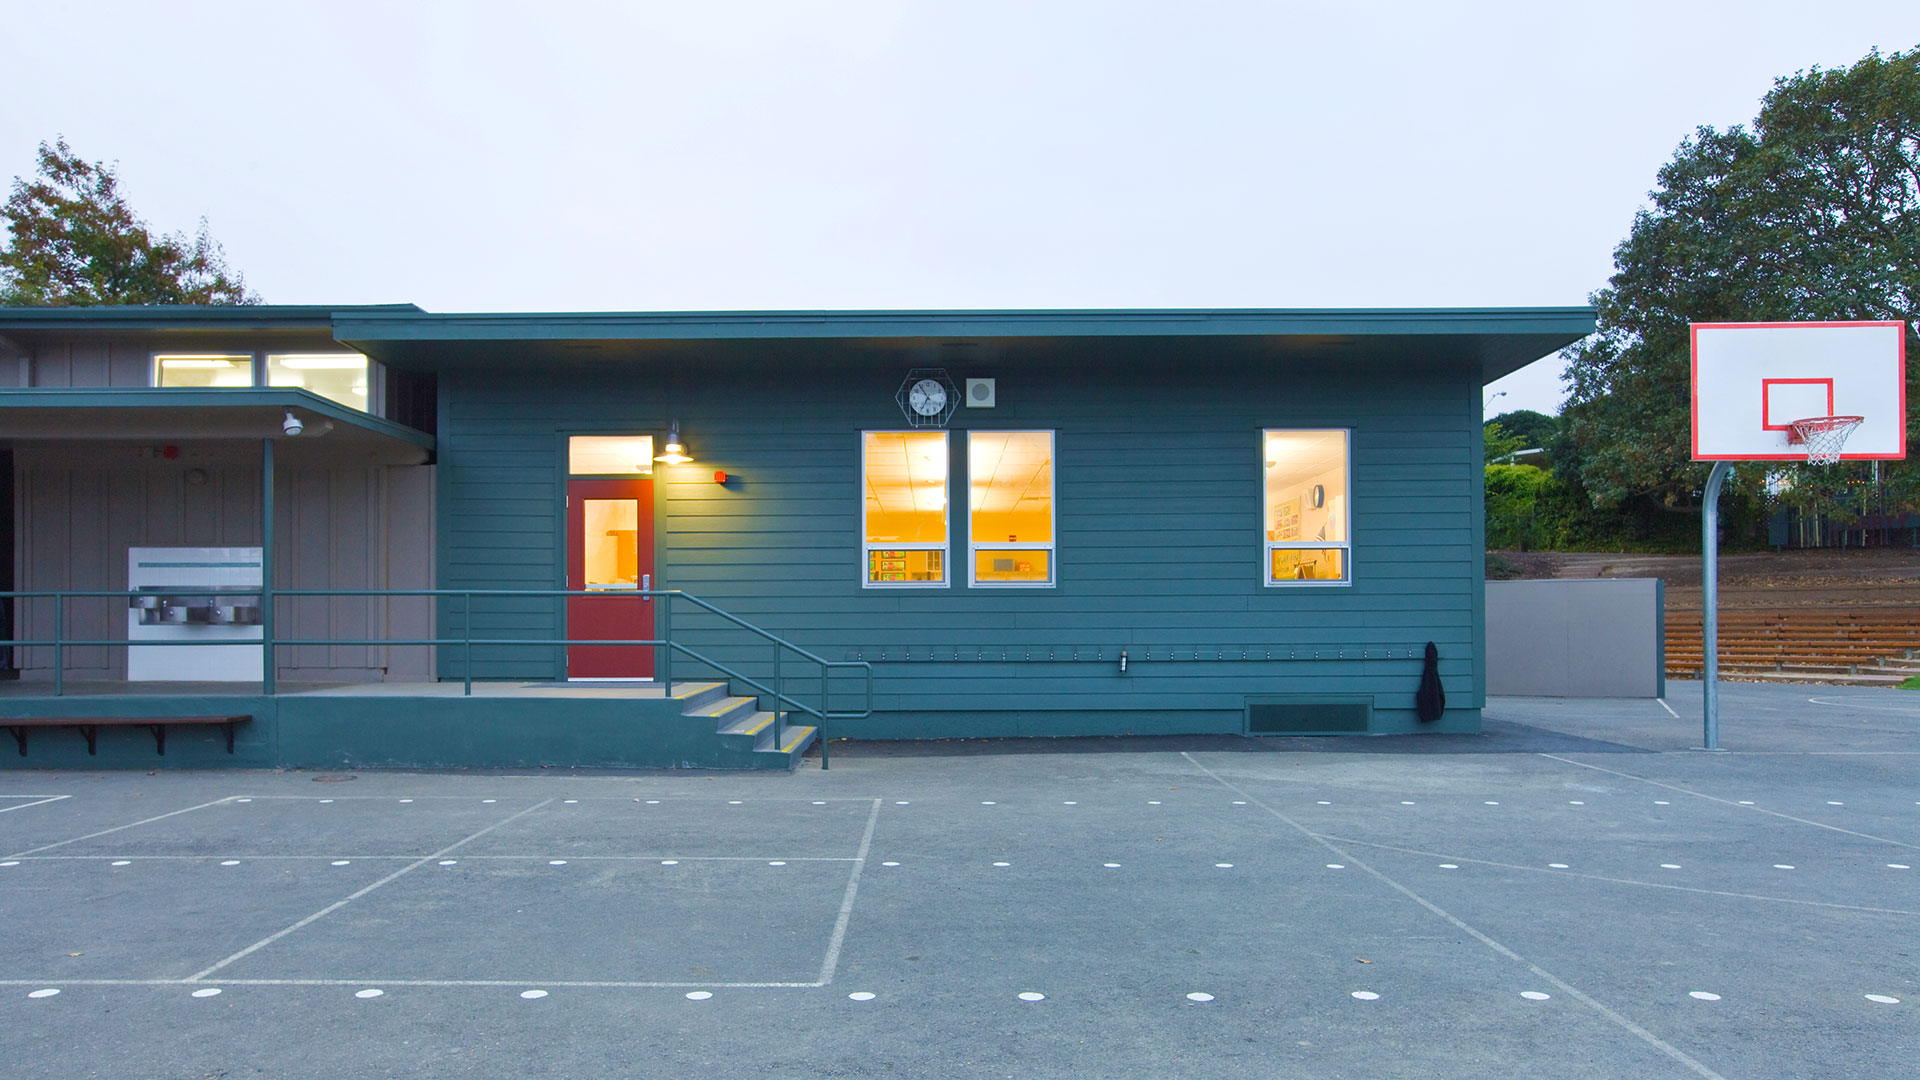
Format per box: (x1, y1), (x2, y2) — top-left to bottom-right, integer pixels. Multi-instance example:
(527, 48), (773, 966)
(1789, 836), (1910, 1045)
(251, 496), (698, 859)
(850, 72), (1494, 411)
(158, 357), (248, 369)
(272, 354), (367, 370)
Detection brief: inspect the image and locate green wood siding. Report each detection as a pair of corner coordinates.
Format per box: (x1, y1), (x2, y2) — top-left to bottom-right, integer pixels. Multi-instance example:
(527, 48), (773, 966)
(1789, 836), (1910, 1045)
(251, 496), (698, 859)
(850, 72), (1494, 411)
(435, 340), (1485, 736)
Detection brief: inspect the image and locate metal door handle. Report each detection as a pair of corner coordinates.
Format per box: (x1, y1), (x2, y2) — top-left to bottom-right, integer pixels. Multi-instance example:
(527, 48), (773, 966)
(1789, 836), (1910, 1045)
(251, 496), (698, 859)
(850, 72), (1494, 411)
(642, 573), (651, 601)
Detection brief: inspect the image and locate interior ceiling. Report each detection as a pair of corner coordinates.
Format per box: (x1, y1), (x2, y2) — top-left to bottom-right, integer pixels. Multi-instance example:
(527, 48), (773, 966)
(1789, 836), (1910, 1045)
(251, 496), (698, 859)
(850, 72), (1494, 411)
(969, 432), (1051, 515)
(864, 432), (948, 519)
(1265, 430), (1347, 488)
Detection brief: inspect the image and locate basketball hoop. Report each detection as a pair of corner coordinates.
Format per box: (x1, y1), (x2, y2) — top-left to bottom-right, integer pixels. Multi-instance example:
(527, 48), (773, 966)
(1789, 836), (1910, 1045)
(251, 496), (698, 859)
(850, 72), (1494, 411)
(1786, 415), (1865, 465)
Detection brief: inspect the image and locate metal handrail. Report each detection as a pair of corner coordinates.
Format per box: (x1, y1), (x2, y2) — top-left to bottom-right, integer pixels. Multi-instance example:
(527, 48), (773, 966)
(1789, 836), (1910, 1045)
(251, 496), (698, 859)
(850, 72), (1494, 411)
(1, 587), (870, 767)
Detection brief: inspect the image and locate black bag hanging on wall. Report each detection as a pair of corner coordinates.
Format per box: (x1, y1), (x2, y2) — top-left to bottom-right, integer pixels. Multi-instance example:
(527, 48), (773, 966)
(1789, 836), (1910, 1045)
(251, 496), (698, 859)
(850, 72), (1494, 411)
(1416, 641), (1445, 723)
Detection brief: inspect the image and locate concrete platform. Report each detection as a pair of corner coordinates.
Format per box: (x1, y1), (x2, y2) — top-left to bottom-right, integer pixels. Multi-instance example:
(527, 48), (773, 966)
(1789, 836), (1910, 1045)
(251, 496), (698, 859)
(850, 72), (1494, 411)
(0, 680), (1913, 1078)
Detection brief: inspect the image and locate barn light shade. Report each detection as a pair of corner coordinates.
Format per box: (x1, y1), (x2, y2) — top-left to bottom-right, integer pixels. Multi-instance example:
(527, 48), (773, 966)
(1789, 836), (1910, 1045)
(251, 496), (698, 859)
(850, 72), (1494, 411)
(654, 423), (692, 464)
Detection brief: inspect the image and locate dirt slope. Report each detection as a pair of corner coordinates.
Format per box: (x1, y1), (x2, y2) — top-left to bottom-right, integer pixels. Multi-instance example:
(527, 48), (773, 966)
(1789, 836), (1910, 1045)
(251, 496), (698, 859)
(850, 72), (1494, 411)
(1491, 548), (1920, 611)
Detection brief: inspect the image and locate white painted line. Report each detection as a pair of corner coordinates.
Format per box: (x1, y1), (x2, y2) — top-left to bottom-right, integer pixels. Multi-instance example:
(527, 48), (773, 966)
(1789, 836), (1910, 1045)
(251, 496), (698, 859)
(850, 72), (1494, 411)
(1018, 992), (1045, 1002)
(1657, 698), (1680, 718)
(1807, 696), (1920, 714)
(1891, 864), (1912, 870)
(5, 796), (238, 859)
(1186, 753), (1735, 1080)
(187, 799), (557, 982)
(812, 799), (882, 987)
(0, 795), (71, 814)
(1538, 755), (1920, 852)
(0, 861), (17, 867)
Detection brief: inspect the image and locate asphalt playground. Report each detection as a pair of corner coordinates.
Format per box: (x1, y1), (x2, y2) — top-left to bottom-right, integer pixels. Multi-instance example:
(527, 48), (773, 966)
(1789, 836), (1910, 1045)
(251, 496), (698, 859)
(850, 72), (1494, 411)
(1, 681), (1914, 1079)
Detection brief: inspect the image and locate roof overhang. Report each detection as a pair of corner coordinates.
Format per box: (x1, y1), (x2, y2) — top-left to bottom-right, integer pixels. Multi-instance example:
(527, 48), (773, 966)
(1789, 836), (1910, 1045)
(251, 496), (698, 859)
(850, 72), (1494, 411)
(0, 388), (434, 465)
(333, 307), (1597, 385)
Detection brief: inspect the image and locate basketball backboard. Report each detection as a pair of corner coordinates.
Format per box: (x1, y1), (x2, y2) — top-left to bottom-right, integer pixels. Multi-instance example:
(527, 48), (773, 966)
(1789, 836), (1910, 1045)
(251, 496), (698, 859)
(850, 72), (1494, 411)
(1690, 321), (1907, 461)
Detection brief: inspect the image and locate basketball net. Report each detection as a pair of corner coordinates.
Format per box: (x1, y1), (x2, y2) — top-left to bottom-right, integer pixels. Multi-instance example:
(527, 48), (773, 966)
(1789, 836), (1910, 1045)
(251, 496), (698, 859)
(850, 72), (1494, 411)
(1786, 415), (1865, 466)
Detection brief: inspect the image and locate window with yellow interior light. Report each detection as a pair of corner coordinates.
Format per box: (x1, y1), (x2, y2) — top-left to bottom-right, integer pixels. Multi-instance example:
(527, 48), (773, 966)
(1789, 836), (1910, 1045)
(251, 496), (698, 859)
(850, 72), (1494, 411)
(153, 354), (255, 389)
(968, 431), (1054, 586)
(266, 353), (371, 411)
(1263, 429), (1350, 585)
(862, 431), (948, 586)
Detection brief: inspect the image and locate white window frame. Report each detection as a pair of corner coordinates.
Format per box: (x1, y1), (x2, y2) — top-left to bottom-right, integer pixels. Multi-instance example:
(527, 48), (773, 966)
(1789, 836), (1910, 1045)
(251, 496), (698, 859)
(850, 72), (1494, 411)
(1262, 427), (1352, 587)
(861, 429), (950, 589)
(966, 429), (1056, 589)
(150, 351), (258, 389)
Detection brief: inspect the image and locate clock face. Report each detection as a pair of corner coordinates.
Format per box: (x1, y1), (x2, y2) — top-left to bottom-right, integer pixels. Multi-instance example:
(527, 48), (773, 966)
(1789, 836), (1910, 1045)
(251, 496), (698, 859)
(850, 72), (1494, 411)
(908, 378), (947, 416)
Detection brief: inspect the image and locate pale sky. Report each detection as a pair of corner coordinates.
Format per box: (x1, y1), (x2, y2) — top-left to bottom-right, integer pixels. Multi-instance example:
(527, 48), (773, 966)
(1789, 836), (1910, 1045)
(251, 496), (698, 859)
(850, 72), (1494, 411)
(5, 1), (1917, 414)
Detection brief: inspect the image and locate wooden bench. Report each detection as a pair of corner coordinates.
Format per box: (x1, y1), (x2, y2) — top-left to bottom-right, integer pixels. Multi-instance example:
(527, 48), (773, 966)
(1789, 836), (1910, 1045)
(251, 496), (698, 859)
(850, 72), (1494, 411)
(4, 716), (249, 757)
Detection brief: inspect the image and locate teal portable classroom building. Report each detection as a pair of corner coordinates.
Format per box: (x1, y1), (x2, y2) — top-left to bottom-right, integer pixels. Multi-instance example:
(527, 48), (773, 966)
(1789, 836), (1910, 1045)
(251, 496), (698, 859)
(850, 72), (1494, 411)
(0, 305), (1593, 769)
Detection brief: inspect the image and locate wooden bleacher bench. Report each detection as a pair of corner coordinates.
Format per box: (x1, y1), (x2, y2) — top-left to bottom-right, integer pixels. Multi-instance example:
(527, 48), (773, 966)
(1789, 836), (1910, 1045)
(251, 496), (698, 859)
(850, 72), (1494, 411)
(4, 715), (249, 757)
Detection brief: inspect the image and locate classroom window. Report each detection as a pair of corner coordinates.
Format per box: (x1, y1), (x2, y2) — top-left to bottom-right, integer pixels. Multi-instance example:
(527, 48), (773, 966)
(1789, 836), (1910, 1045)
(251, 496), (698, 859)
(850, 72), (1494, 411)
(863, 431), (948, 586)
(153, 353), (254, 388)
(265, 353), (371, 410)
(568, 435), (655, 476)
(1263, 429), (1350, 585)
(969, 430), (1054, 586)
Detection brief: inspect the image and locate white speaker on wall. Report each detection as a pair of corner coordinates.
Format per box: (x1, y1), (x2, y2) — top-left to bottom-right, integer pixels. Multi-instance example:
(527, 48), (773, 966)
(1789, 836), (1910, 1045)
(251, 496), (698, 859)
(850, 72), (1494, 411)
(965, 378), (996, 408)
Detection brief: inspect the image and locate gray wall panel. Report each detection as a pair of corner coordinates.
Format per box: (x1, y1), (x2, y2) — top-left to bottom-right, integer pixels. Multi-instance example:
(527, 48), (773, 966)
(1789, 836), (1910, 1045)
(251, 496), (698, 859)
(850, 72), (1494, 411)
(1486, 579), (1665, 697)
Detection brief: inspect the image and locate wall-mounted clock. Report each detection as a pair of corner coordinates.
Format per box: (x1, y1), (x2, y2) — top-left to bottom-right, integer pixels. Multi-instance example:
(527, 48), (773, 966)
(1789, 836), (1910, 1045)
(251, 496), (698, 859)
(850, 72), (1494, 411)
(1310, 484), (1325, 509)
(895, 368), (959, 427)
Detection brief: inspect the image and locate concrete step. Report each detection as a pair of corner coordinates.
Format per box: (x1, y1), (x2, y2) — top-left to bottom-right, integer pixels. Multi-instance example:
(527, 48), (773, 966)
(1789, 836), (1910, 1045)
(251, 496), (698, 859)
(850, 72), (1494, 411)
(669, 682), (729, 711)
(718, 710), (776, 739)
(687, 694), (758, 727)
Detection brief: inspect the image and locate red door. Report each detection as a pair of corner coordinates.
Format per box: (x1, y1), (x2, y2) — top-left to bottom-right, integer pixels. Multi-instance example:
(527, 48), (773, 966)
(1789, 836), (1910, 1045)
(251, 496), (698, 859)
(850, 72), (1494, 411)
(566, 478), (655, 678)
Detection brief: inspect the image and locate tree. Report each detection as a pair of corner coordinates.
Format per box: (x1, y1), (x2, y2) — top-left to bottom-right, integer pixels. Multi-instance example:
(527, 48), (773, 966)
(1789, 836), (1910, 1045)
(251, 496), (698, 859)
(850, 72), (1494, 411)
(1558, 47), (1919, 529)
(1, 137), (257, 306)
(1488, 409), (1557, 451)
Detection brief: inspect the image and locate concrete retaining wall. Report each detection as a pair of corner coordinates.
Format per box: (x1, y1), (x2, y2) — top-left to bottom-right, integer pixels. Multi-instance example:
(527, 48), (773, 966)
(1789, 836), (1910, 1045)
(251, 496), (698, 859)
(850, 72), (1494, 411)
(1487, 578), (1664, 698)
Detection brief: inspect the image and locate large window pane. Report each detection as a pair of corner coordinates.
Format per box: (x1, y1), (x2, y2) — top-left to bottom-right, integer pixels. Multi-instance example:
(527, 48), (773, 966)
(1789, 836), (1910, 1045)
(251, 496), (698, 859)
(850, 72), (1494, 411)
(969, 431), (1054, 586)
(581, 499), (640, 588)
(863, 431), (948, 585)
(266, 352), (370, 410)
(569, 435), (655, 476)
(154, 354), (253, 388)
(1264, 429), (1349, 585)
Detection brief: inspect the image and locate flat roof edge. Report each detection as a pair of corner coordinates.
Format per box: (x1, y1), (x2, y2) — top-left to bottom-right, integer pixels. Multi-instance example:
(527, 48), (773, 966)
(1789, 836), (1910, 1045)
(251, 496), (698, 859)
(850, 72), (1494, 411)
(0, 304), (425, 332)
(0, 387), (436, 450)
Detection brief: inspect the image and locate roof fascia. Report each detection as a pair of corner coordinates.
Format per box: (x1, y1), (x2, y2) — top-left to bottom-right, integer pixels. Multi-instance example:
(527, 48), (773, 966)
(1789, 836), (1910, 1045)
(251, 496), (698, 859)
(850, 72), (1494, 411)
(0, 386), (435, 450)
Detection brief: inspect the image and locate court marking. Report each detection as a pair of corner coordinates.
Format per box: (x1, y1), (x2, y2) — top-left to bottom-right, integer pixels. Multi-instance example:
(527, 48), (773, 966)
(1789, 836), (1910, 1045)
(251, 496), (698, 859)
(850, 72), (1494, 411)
(1657, 699), (1680, 719)
(1539, 754), (1920, 851)
(814, 798), (882, 986)
(1807, 697), (1920, 715)
(7, 854), (862, 863)
(4, 797), (240, 859)
(1313, 834), (1920, 917)
(1181, 752), (1731, 1080)
(0, 795), (71, 814)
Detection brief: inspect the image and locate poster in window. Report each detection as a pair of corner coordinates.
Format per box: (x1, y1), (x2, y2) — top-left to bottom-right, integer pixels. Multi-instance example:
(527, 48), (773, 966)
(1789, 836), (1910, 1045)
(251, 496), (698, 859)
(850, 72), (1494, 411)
(1270, 497), (1300, 542)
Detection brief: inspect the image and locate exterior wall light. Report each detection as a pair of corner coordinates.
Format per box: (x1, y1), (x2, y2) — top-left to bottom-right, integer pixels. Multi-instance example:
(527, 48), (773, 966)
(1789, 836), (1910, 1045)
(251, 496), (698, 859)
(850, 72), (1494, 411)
(654, 422), (692, 464)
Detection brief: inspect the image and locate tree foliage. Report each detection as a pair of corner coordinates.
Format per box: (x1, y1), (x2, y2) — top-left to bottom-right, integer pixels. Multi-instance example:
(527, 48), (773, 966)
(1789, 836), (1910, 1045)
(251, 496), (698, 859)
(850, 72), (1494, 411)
(1488, 409), (1558, 451)
(1558, 46), (1920, 527)
(1, 137), (256, 306)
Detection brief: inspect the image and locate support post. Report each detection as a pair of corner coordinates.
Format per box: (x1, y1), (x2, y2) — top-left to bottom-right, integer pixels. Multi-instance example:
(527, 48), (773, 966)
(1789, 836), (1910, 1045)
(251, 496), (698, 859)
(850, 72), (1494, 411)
(1701, 460), (1731, 751)
(261, 437), (275, 696)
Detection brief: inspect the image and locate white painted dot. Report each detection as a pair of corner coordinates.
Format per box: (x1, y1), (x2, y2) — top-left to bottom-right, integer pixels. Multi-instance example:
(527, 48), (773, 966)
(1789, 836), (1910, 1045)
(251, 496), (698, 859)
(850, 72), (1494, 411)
(813, 801), (826, 805)
(992, 861), (1011, 867)
(1520, 991), (1551, 1001)
(483, 799), (496, 804)
(646, 800), (660, 804)
(1186, 992), (1215, 1002)
(1147, 801), (1162, 805)
(1654, 800), (1670, 805)
(1018, 992), (1045, 1002)
(399, 799), (413, 803)
(1231, 801), (1246, 805)
(1063, 801), (1076, 805)
(1889, 864), (1911, 870)
(881, 861), (900, 867)
(235, 798), (252, 803)
(981, 801), (996, 805)
(768, 861), (786, 866)
(660, 860), (679, 865)
(685, 991), (713, 1001)
(1484, 801), (1500, 806)
(848, 991), (876, 1001)
(1569, 801), (1585, 805)
(0, 861), (19, 867)
(318, 799), (333, 804)
(1317, 801), (1331, 805)
(1738, 801), (1754, 805)
(1774, 864), (1795, 870)
(1827, 801), (1843, 806)
(728, 800), (743, 805)
(1689, 991), (1721, 1001)
(1104, 863), (1122, 868)
(1548, 863), (1569, 869)
(219, 860), (239, 867)
(355, 989), (383, 999)
(1215, 863), (1234, 869)
(895, 801), (910, 805)
(331, 860), (351, 866)
(114, 860), (134, 866)
(1438, 864), (1459, 869)
(549, 860), (568, 866)
(520, 990), (548, 999)
(1351, 991), (1379, 1001)
(438, 860), (457, 866)
(27, 989), (59, 999)
(564, 799), (579, 804)
(1325, 864), (1345, 870)
(191, 988), (222, 998)
(1864, 994), (1901, 1004)
(1400, 801), (1416, 805)
(1661, 864), (1682, 869)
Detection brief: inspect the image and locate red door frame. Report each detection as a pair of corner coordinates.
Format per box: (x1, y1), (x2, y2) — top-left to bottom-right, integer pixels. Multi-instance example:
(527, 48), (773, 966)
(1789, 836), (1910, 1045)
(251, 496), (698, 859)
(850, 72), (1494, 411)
(565, 478), (655, 678)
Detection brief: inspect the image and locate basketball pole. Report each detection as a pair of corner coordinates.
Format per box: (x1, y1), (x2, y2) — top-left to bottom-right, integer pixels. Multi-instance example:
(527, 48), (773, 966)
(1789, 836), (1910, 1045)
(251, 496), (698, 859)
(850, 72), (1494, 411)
(1700, 459), (1732, 751)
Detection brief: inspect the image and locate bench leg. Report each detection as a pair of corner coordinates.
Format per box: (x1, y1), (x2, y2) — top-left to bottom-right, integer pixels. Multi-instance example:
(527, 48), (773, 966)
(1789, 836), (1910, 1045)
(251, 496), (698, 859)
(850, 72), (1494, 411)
(6, 726), (23, 756)
(75, 725), (98, 755)
(224, 722), (236, 754)
(146, 724), (167, 756)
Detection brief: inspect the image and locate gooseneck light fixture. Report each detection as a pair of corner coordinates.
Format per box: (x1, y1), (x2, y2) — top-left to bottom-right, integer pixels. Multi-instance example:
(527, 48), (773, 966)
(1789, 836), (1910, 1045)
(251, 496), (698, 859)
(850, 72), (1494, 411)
(654, 422), (692, 464)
